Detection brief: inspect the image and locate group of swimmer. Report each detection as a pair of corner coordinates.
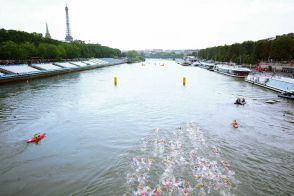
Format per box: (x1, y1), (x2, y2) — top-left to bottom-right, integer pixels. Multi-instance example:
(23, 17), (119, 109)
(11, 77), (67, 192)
(127, 124), (237, 195)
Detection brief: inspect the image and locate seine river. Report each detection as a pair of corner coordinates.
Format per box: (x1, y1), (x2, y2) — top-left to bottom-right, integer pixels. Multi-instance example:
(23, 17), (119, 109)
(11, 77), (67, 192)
(0, 59), (293, 195)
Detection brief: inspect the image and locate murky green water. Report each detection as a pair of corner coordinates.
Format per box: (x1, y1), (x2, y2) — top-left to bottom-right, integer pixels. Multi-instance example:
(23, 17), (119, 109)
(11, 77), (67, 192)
(0, 59), (293, 195)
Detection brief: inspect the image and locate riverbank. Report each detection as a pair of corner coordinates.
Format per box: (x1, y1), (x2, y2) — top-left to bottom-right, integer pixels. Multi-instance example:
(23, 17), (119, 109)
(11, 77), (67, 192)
(186, 59), (294, 93)
(0, 58), (126, 84)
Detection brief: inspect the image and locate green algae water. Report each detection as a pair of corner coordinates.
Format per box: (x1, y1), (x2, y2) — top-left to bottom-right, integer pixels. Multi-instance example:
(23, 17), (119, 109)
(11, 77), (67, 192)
(0, 59), (293, 195)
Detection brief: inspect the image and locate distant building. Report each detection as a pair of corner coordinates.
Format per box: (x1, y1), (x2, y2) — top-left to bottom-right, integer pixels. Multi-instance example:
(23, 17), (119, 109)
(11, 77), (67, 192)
(45, 23), (51, 39)
(74, 40), (85, 44)
(65, 5), (73, 42)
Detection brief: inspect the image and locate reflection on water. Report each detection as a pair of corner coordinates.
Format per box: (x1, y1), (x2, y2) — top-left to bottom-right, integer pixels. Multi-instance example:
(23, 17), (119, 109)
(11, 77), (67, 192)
(0, 59), (293, 195)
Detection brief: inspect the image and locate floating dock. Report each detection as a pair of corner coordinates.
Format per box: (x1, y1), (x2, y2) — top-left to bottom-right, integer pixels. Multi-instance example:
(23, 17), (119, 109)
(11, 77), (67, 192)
(0, 58), (126, 84)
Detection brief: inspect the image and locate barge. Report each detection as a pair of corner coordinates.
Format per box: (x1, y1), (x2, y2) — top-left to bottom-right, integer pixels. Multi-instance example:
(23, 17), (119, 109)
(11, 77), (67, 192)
(245, 74), (294, 93)
(214, 64), (251, 78)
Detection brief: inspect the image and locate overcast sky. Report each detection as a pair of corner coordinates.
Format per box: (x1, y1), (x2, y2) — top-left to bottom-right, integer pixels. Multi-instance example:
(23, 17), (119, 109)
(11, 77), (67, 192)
(0, 0), (294, 50)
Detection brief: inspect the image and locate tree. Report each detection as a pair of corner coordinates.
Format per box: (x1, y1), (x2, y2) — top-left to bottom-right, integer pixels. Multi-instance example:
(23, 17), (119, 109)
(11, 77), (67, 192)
(61, 43), (80, 59)
(126, 50), (145, 63)
(0, 41), (19, 59)
(0, 28), (122, 61)
(270, 36), (294, 60)
(38, 43), (59, 59)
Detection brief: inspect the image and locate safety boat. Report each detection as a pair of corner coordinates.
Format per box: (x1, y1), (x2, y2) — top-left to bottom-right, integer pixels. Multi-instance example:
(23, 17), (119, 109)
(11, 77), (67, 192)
(234, 97), (246, 105)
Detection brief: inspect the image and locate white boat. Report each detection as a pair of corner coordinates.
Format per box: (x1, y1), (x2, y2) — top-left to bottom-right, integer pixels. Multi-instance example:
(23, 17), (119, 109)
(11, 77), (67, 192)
(199, 62), (215, 71)
(176, 59), (191, 66)
(191, 61), (201, 66)
(246, 74), (294, 93)
(214, 64), (251, 78)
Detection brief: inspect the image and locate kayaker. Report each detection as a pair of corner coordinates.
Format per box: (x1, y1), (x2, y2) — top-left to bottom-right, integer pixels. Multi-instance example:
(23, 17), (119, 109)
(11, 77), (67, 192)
(34, 133), (39, 139)
(233, 120), (238, 128)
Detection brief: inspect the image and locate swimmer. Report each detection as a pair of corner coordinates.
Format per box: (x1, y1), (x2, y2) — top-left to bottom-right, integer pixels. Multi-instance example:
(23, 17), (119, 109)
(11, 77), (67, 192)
(178, 180), (184, 189)
(141, 158), (145, 165)
(145, 186), (152, 196)
(147, 159), (152, 171)
(221, 160), (230, 171)
(154, 186), (161, 196)
(164, 179), (170, 192)
(141, 190), (146, 196)
(182, 189), (189, 196)
(212, 147), (220, 155)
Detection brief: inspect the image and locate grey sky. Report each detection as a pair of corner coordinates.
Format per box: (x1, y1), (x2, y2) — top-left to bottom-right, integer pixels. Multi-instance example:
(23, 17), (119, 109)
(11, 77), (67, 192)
(0, 0), (293, 50)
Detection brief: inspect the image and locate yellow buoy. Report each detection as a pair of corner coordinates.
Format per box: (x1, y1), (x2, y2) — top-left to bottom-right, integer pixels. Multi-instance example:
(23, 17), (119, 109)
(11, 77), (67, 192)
(182, 77), (186, 86)
(114, 76), (117, 86)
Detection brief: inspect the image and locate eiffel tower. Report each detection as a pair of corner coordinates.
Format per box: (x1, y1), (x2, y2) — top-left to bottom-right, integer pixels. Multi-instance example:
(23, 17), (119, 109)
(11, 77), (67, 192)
(45, 23), (51, 39)
(65, 5), (73, 42)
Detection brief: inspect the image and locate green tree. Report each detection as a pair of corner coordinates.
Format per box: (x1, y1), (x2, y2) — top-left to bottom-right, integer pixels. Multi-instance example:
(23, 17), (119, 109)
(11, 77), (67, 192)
(0, 28), (121, 60)
(270, 36), (294, 60)
(38, 43), (59, 59)
(127, 50), (145, 63)
(0, 41), (19, 59)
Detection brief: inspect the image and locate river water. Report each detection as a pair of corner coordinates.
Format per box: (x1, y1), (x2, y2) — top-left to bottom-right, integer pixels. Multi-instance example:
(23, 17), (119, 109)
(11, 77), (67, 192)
(0, 59), (293, 195)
